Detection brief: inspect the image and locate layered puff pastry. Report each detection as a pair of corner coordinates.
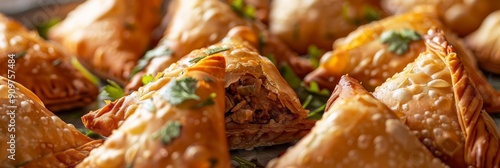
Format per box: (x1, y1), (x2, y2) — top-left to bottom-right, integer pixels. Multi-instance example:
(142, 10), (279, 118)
(126, 0), (312, 92)
(381, 0), (500, 36)
(466, 10), (500, 74)
(268, 76), (448, 168)
(0, 14), (98, 112)
(0, 77), (102, 167)
(270, 0), (386, 54)
(83, 31), (314, 149)
(48, 0), (162, 85)
(373, 28), (500, 167)
(78, 56), (229, 168)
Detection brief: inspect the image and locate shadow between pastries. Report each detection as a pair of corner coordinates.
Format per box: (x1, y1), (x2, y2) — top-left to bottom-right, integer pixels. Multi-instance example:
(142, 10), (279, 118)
(0, 14), (98, 112)
(0, 77), (102, 168)
(267, 75), (448, 167)
(78, 56), (230, 167)
(373, 28), (500, 167)
(126, 0), (312, 92)
(48, 0), (162, 85)
(82, 28), (315, 149)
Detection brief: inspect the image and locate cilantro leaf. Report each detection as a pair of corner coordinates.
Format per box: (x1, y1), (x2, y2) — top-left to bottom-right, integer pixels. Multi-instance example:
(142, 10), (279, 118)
(130, 44), (172, 77)
(141, 74), (154, 85)
(101, 79), (125, 101)
(379, 29), (421, 55)
(280, 63), (302, 89)
(230, 0), (256, 20)
(231, 156), (256, 168)
(162, 77), (200, 105)
(307, 45), (323, 68)
(151, 121), (182, 145)
(35, 18), (61, 39)
(77, 128), (102, 139)
(363, 6), (381, 23)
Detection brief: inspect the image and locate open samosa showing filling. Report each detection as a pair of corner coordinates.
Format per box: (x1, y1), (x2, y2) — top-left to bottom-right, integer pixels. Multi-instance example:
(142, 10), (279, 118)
(0, 77), (102, 167)
(373, 28), (500, 167)
(268, 76), (447, 168)
(82, 28), (314, 150)
(78, 56), (230, 168)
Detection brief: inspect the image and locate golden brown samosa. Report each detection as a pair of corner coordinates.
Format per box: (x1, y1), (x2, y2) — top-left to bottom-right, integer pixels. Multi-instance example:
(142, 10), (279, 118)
(373, 28), (500, 167)
(0, 14), (98, 112)
(0, 77), (102, 167)
(48, 0), (162, 85)
(82, 28), (315, 149)
(268, 76), (448, 168)
(78, 56), (229, 167)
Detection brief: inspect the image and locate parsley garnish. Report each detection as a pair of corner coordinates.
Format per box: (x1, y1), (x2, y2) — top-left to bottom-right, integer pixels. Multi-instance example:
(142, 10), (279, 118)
(307, 45), (323, 68)
(35, 17), (61, 39)
(151, 121), (182, 145)
(230, 0), (256, 20)
(142, 98), (155, 113)
(141, 74), (154, 85)
(379, 29), (421, 55)
(192, 93), (216, 108)
(363, 6), (381, 23)
(231, 156), (256, 168)
(162, 77), (200, 105)
(71, 57), (99, 85)
(101, 79), (125, 101)
(130, 43), (172, 77)
(189, 47), (229, 63)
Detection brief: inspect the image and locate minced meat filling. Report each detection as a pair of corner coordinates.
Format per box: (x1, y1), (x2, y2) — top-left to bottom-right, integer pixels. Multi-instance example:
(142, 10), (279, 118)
(225, 74), (296, 124)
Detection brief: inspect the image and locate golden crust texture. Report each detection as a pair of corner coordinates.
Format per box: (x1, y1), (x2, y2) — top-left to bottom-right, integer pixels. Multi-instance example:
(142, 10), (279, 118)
(381, 0), (500, 36)
(270, 0), (386, 54)
(0, 14), (98, 112)
(78, 55), (230, 167)
(373, 28), (500, 167)
(0, 77), (101, 167)
(48, 0), (162, 85)
(83, 34), (314, 149)
(268, 76), (448, 168)
(466, 10), (500, 74)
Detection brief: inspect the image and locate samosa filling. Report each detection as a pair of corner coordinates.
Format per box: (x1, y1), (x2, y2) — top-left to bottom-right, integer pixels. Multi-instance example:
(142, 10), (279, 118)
(225, 74), (296, 124)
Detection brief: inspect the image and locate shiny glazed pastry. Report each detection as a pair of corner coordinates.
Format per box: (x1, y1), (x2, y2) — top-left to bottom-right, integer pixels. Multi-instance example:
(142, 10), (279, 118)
(48, 0), (162, 85)
(0, 77), (102, 167)
(0, 14), (98, 112)
(268, 76), (447, 168)
(127, 0), (312, 92)
(270, 0), (386, 54)
(83, 31), (314, 149)
(78, 56), (229, 168)
(373, 28), (500, 167)
(466, 10), (500, 74)
(381, 0), (500, 36)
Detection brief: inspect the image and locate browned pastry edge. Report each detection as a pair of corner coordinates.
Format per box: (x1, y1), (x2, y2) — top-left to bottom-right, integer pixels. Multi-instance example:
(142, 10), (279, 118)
(427, 28), (500, 167)
(21, 140), (103, 168)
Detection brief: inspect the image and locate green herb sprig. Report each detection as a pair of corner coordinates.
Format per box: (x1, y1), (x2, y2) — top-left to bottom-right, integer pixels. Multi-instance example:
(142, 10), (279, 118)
(162, 77), (199, 105)
(379, 29), (421, 55)
(151, 121), (182, 145)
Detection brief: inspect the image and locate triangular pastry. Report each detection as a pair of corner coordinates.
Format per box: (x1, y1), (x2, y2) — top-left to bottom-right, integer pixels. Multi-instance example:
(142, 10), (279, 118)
(82, 29), (315, 149)
(305, 9), (500, 113)
(466, 10), (500, 74)
(270, 0), (386, 54)
(0, 14), (98, 112)
(126, 0), (312, 92)
(381, 0), (500, 36)
(0, 77), (102, 167)
(48, 0), (162, 85)
(77, 56), (229, 167)
(268, 76), (448, 168)
(373, 28), (500, 167)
